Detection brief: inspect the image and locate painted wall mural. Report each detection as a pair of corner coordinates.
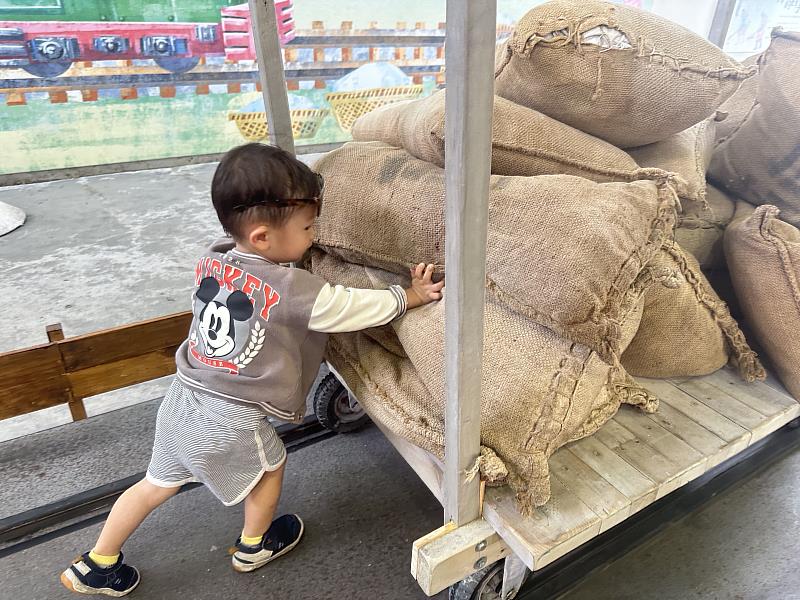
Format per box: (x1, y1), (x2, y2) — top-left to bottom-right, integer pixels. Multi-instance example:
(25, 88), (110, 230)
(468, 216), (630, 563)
(1, 0), (730, 175)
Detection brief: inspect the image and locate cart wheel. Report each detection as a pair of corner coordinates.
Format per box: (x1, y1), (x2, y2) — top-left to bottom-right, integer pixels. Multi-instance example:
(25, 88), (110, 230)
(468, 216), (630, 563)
(449, 558), (528, 600)
(449, 562), (504, 600)
(313, 372), (370, 433)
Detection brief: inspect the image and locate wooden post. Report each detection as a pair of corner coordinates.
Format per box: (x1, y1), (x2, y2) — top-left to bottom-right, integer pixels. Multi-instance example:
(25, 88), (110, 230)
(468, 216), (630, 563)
(708, 0), (737, 47)
(120, 87), (138, 100)
(395, 21), (407, 61)
(414, 21), (425, 60)
(368, 20), (379, 62)
(49, 91), (68, 104)
(81, 89), (99, 102)
(195, 84), (210, 95)
(442, 0), (496, 527)
(227, 82), (242, 94)
(159, 86), (176, 98)
(312, 21), (325, 63)
(341, 21), (353, 62)
(248, 0), (295, 153)
(46, 323), (87, 421)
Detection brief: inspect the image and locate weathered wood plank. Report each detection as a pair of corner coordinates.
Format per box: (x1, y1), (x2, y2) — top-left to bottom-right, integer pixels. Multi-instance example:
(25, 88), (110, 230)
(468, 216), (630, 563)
(549, 449), (631, 533)
(613, 406), (708, 488)
(484, 477), (600, 570)
(442, 0), (496, 526)
(592, 419), (690, 499)
(66, 346), (179, 399)
(412, 519), (509, 596)
(701, 369), (798, 415)
(0, 344), (71, 419)
(58, 312), (191, 372)
(642, 378), (751, 444)
(677, 378), (785, 443)
(566, 436), (657, 515)
(372, 419), (443, 503)
(643, 400), (734, 469)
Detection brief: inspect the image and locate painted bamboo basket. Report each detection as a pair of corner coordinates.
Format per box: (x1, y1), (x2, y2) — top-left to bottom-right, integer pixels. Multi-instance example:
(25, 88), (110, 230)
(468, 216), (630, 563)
(228, 108), (329, 141)
(325, 85), (424, 132)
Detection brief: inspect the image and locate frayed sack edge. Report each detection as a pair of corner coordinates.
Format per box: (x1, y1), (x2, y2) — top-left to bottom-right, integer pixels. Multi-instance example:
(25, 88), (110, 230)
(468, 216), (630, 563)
(662, 242), (766, 382)
(317, 177), (680, 366)
(496, 13), (756, 83)
(325, 324), (658, 515)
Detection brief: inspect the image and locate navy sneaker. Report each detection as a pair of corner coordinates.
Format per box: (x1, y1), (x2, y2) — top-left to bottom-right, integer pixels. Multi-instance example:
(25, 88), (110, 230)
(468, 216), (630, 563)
(60, 552), (140, 597)
(232, 514), (304, 573)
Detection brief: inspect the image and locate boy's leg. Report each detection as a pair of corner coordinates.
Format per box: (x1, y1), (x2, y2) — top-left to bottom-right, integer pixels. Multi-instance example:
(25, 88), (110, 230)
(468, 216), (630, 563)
(232, 461), (304, 573)
(61, 478), (179, 596)
(94, 478), (180, 555)
(242, 462), (285, 538)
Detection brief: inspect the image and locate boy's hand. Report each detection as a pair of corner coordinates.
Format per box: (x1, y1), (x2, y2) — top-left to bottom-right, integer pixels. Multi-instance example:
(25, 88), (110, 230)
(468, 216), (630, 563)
(405, 263), (445, 310)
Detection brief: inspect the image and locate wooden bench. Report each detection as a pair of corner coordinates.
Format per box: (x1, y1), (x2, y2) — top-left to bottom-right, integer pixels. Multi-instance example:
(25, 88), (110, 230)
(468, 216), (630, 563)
(0, 313), (190, 422)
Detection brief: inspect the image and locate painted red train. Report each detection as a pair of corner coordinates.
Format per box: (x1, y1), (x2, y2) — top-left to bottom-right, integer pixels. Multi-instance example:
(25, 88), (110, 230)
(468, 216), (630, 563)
(0, 1), (295, 78)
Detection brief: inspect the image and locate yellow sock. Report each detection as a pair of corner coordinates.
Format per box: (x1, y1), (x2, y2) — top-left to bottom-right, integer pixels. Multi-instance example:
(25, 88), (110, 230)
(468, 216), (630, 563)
(241, 533), (263, 546)
(89, 550), (119, 567)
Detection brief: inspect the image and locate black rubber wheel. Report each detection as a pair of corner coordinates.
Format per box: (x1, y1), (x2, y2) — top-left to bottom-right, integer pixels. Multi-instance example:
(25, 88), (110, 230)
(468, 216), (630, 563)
(154, 56), (201, 74)
(313, 372), (370, 433)
(23, 61), (71, 78)
(449, 562), (504, 600)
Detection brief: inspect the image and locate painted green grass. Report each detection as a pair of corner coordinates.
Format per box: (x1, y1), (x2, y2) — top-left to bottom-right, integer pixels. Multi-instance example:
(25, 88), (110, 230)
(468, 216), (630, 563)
(0, 81), (440, 174)
(1, 88), (354, 174)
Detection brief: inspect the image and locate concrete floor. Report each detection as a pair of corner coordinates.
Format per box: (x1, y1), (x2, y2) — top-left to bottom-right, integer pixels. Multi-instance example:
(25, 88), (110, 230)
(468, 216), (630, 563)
(1, 396), (798, 600)
(2, 166), (800, 599)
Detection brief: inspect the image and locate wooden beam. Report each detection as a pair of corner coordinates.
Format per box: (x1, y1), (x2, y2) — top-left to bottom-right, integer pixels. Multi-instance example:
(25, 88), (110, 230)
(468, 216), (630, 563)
(442, 0), (496, 526)
(412, 519), (510, 596)
(248, 0), (295, 153)
(708, 0), (737, 47)
(47, 323), (86, 421)
(0, 344), (70, 420)
(58, 312), (191, 372)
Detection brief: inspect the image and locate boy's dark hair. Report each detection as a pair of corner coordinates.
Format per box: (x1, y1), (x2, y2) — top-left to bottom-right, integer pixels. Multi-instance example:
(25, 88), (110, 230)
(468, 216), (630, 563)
(211, 143), (323, 239)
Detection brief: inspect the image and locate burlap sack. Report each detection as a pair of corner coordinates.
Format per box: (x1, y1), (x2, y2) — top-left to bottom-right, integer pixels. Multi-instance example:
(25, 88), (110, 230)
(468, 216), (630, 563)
(725, 203), (800, 400)
(709, 30), (800, 227)
(352, 89), (666, 184)
(314, 142), (678, 363)
(494, 0), (754, 147)
(675, 184), (737, 270)
(313, 252), (656, 510)
(715, 53), (760, 144)
(621, 243), (764, 380)
(627, 115), (719, 204)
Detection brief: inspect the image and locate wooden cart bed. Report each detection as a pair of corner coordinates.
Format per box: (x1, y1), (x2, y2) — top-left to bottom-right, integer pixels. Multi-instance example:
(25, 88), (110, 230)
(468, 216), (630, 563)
(376, 366), (799, 591)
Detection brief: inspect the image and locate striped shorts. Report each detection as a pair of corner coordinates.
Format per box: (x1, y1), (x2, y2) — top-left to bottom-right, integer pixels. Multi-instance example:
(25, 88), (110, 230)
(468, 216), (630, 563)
(146, 379), (286, 506)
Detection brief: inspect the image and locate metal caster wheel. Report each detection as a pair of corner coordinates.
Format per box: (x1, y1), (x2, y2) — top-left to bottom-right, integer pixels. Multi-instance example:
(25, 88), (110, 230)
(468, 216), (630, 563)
(449, 558), (528, 600)
(313, 372), (370, 433)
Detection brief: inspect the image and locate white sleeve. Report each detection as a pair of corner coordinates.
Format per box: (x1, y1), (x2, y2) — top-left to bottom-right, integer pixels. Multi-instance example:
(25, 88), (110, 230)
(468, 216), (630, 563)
(308, 283), (407, 333)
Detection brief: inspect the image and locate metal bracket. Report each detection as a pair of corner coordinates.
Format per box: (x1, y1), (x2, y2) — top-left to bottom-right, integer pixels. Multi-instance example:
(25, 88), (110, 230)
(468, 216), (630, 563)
(501, 554), (529, 600)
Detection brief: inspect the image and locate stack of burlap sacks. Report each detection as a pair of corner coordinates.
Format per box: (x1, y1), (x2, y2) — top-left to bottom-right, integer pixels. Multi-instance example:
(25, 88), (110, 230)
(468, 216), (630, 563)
(707, 29), (800, 403)
(308, 1), (786, 512)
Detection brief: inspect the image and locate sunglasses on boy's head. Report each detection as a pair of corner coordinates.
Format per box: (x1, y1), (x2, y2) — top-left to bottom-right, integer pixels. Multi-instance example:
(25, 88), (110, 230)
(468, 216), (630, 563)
(232, 172), (324, 212)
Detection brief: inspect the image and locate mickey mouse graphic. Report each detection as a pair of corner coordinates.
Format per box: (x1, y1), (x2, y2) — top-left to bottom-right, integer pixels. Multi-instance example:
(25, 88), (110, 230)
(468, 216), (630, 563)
(195, 276), (254, 357)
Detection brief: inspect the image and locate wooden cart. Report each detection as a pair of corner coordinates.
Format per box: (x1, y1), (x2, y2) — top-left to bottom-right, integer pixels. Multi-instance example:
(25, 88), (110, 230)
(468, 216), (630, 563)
(246, 1), (800, 598)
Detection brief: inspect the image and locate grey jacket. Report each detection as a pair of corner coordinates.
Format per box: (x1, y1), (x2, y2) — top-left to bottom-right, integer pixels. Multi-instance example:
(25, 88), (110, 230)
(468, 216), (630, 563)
(175, 239), (327, 423)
